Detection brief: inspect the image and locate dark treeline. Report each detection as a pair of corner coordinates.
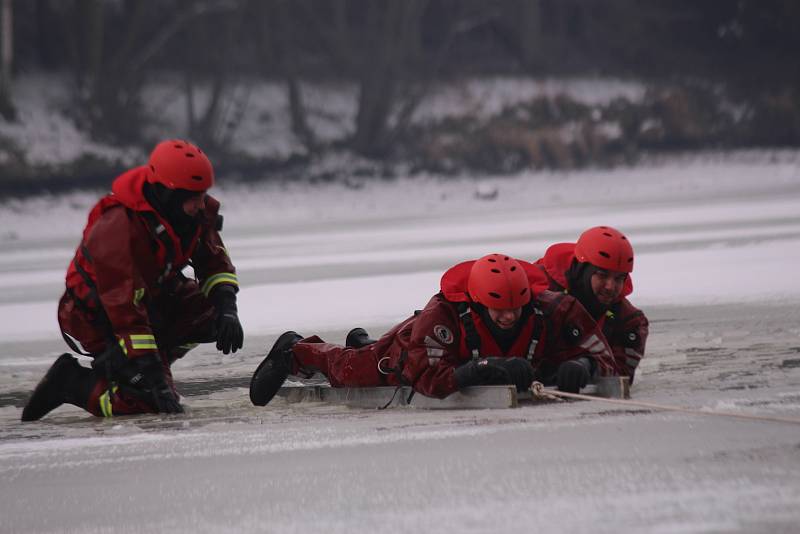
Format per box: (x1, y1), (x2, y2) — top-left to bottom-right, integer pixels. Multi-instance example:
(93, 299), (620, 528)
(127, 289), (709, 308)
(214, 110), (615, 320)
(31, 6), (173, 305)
(16, 1), (799, 80)
(1, 0), (799, 187)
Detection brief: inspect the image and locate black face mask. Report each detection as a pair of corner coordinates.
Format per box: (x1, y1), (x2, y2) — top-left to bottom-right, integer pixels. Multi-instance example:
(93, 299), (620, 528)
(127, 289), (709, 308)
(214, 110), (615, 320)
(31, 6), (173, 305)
(566, 260), (609, 319)
(475, 302), (532, 354)
(143, 182), (202, 244)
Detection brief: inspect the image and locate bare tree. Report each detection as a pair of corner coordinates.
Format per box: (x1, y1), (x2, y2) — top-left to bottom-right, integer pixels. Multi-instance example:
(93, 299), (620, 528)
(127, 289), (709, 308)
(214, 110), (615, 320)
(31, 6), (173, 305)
(0, 0), (16, 121)
(284, 0), (499, 159)
(273, 0), (318, 154)
(55, 0), (239, 145)
(181, 2), (250, 152)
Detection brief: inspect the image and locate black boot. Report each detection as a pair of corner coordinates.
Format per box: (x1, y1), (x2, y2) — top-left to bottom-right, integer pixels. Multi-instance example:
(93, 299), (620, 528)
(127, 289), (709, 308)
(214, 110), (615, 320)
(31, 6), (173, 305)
(21, 353), (96, 421)
(250, 331), (302, 406)
(345, 327), (376, 349)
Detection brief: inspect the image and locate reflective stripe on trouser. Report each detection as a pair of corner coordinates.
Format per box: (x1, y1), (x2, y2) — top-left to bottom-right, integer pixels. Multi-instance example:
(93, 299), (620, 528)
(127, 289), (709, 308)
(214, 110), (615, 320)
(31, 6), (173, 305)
(98, 385), (119, 417)
(89, 380), (160, 417)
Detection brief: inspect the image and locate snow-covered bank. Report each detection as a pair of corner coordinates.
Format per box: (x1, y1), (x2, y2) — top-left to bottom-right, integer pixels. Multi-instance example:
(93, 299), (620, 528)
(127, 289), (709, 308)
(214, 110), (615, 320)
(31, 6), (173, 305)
(0, 74), (647, 170)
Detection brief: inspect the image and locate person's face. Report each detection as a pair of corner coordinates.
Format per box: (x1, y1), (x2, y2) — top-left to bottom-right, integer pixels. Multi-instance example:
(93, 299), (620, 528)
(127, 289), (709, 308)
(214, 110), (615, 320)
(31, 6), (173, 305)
(182, 192), (206, 217)
(487, 307), (522, 330)
(590, 268), (627, 305)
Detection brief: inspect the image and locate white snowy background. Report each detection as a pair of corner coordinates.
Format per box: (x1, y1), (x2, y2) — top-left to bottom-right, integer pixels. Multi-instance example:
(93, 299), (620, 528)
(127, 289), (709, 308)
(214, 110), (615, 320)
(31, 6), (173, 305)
(0, 76), (799, 533)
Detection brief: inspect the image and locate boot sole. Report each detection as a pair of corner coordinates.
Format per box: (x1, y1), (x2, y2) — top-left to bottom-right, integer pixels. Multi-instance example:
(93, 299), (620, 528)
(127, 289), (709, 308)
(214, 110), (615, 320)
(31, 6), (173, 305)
(21, 353), (79, 422)
(249, 331), (301, 406)
(345, 327), (377, 349)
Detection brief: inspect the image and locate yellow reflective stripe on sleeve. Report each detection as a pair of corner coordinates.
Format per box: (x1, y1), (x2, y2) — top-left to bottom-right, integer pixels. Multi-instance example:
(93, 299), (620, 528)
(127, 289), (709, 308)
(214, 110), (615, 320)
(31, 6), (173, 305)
(201, 272), (239, 296)
(118, 338), (128, 356)
(130, 334), (157, 351)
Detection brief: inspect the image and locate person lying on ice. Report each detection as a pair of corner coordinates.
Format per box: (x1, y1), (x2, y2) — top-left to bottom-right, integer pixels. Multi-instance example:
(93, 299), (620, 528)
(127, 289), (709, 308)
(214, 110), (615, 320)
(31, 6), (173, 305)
(535, 226), (649, 383)
(21, 140), (244, 421)
(250, 253), (616, 406)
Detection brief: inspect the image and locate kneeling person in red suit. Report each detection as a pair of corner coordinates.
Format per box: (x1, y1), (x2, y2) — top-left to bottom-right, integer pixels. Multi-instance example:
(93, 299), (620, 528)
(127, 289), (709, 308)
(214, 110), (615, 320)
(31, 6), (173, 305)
(21, 140), (243, 421)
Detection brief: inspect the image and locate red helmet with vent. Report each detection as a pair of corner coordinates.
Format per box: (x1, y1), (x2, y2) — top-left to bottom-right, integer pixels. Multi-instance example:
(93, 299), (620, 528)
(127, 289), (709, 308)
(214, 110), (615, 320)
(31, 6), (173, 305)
(467, 254), (531, 309)
(147, 139), (214, 192)
(574, 226), (634, 273)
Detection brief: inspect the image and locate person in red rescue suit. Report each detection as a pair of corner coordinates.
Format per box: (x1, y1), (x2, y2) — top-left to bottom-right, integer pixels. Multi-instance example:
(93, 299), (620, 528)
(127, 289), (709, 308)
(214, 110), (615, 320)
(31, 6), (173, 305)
(535, 226), (649, 383)
(249, 254), (616, 407)
(21, 140), (244, 421)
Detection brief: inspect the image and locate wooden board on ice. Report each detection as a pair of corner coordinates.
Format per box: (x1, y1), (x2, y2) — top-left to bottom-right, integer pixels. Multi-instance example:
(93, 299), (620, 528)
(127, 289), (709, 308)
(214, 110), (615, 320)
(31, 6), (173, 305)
(276, 376), (629, 409)
(278, 384), (517, 409)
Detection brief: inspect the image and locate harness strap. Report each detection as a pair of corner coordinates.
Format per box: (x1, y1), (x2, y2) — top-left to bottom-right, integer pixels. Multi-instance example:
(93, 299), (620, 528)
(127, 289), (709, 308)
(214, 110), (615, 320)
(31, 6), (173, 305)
(71, 246), (120, 406)
(73, 247), (101, 309)
(140, 211), (177, 284)
(71, 247), (114, 337)
(525, 307), (545, 361)
(378, 350), (411, 385)
(65, 286), (93, 316)
(377, 350), (415, 409)
(457, 302), (481, 360)
(379, 387), (404, 410)
(601, 309), (616, 340)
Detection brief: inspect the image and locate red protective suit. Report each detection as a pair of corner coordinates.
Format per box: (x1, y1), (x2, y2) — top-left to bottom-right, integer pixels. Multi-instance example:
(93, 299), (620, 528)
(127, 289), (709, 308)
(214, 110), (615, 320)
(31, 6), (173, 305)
(292, 258), (616, 399)
(535, 242), (649, 380)
(58, 166), (238, 416)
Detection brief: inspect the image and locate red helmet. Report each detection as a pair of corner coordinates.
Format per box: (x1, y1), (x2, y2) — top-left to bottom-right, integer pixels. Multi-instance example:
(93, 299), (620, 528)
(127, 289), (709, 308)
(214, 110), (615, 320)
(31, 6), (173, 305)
(147, 139), (214, 192)
(574, 226), (634, 273)
(468, 254), (531, 309)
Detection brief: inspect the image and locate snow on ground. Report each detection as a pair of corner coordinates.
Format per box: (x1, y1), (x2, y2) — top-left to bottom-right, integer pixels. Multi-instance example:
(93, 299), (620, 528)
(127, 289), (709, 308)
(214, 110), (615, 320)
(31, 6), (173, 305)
(0, 74), (143, 167)
(1, 152), (800, 533)
(412, 76), (646, 123)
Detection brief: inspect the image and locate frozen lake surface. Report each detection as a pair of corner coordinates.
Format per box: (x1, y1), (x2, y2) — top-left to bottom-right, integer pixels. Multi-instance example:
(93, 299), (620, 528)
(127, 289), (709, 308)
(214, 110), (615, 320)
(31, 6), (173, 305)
(1, 152), (800, 533)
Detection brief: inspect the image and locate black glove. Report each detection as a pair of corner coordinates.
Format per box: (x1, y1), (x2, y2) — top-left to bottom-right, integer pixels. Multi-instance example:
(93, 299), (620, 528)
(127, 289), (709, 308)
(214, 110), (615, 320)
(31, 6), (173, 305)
(556, 357), (592, 393)
(494, 358), (535, 392)
(211, 285), (244, 355)
(112, 353), (184, 414)
(454, 358), (512, 389)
